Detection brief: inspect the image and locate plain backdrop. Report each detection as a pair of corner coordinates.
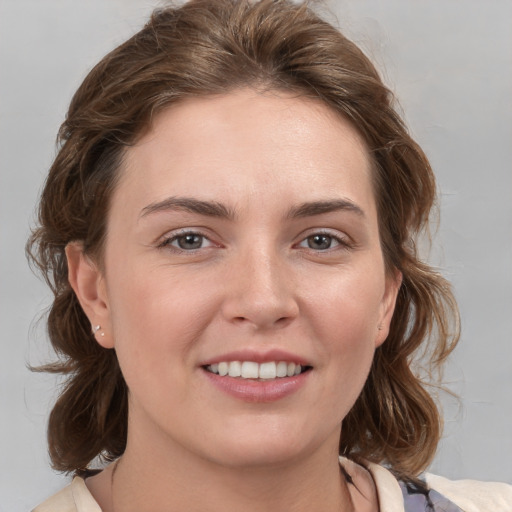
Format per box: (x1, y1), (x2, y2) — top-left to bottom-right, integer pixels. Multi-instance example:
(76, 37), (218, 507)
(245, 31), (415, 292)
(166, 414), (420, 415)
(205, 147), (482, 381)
(1, 0), (511, 510)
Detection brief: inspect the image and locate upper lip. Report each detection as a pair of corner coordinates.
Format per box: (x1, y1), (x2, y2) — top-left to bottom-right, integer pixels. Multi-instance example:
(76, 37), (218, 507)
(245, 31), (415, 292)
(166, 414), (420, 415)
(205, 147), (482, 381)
(200, 349), (311, 367)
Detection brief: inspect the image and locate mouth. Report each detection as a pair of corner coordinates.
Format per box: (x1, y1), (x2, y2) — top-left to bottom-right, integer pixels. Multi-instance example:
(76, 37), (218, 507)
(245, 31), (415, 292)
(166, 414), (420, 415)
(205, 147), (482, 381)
(203, 361), (312, 380)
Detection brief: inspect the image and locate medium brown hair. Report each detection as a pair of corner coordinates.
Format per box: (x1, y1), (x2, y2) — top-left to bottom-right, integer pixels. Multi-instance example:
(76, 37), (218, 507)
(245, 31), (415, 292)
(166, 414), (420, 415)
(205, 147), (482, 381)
(27, 0), (459, 478)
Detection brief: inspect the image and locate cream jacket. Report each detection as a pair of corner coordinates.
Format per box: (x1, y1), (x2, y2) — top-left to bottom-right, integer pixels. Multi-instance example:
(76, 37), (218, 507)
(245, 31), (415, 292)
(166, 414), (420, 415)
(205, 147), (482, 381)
(33, 459), (512, 511)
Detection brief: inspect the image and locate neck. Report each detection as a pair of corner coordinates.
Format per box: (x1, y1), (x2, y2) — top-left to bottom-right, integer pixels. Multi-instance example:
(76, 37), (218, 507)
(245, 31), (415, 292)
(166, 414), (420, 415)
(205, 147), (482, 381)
(108, 431), (353, 512)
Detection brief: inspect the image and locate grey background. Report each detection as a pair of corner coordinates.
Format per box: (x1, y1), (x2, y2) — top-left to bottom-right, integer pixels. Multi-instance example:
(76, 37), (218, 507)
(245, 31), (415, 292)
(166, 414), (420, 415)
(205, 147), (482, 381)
(1, 0), (511, 510)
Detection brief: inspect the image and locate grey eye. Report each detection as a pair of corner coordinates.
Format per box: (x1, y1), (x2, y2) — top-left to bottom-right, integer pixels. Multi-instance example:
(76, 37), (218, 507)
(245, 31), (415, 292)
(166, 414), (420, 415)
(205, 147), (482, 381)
(304, 234), (335, 250)
(174, 234), (205, 250)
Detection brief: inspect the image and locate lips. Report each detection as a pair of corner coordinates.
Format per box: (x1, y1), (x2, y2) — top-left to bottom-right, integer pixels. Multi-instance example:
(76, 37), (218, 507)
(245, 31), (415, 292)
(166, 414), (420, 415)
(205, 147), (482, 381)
(200, 348), (311, 367)
(200, 349), (312, 402)
(205, 360), (307, 379)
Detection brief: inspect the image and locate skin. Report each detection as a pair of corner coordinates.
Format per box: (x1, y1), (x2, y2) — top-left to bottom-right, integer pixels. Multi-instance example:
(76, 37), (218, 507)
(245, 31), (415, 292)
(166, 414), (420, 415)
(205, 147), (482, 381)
(67, 89), (401, 511)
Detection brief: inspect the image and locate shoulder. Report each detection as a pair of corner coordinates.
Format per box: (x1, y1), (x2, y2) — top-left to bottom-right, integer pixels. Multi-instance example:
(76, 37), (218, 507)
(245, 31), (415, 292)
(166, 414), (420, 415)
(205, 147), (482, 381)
(343, 458), (512, 512)
(425, 473), (512, 512)
(32, 477), (102, 512)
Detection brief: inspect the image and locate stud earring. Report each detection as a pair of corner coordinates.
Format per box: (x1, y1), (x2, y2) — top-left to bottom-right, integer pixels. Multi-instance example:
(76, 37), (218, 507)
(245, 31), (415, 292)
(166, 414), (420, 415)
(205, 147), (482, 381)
(377, 324), (383, 331)
(92, 324), (105, 337)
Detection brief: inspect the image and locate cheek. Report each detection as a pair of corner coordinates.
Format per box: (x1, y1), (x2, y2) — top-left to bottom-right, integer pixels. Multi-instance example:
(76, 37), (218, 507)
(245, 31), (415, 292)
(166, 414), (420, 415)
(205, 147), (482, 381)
(308, 268), (384, 339)
(304, 268), (385, 390)
(105, 264), (220, 381)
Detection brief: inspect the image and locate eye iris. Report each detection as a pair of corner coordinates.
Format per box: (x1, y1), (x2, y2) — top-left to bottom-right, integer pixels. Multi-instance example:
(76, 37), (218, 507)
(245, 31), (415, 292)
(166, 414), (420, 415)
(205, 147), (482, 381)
(308, 234), (332, 250)
(177, 234), (203, 250)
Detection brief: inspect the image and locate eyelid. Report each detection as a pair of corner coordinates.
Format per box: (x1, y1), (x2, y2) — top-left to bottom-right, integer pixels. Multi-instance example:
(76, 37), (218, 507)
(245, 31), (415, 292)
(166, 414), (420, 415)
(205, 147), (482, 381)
(294, 228), (354, 250)
(157, 228), (219, 251)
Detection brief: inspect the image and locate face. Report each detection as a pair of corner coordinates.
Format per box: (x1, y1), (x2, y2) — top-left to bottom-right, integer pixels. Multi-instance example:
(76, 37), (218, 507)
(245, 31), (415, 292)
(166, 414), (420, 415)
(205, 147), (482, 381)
(72, 89), (400, 470)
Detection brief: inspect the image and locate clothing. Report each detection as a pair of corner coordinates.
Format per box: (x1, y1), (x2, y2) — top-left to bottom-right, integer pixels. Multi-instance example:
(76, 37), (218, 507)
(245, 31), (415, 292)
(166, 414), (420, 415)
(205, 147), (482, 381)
(32, 457), (512, 511)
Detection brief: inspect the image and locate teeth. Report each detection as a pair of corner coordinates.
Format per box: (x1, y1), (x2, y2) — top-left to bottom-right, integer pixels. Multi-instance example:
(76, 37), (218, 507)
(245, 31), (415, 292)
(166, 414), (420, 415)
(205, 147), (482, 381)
(218, 362), (228, 376)
(276, 361), (287, 378)
(241, 361), (259, 379)
(259, 362), (276, 379)
(228, 360), (241, 377)
(206, 361), (307, 379)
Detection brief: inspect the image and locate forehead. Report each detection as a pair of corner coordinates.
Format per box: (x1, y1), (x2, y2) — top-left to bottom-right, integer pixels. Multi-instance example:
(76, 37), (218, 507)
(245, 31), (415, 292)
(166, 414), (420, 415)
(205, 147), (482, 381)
(117, 89), (375, 215)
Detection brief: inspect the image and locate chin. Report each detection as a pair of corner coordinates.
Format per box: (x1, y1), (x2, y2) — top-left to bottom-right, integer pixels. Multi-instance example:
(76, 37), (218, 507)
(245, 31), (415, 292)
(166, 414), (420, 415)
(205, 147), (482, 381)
(197, 419), (331, 470)
(206, 442), (305, 470)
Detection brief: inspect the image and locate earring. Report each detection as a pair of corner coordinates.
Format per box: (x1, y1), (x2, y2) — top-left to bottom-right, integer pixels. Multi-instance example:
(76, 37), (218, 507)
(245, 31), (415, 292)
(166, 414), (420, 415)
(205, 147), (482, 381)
(377, 324), (383, 331)
(92, 324), (105, 337)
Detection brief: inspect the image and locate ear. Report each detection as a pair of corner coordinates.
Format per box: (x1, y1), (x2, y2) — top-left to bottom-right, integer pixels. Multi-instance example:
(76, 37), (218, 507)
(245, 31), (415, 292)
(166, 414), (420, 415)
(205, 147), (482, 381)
(375, 269), (402, 348)
(65, 242), (114, 349)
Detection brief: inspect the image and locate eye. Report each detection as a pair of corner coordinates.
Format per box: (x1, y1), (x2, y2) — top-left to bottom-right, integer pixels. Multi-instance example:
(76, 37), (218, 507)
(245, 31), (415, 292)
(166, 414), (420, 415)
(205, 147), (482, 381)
(174, 234), (206, 250)
(297, 232), (348, 251)
(159, 231), (215, 251)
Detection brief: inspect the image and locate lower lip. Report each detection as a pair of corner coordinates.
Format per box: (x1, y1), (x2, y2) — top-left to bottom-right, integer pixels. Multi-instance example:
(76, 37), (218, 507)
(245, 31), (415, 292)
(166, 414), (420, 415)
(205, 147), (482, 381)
(201, 368), (310, 402)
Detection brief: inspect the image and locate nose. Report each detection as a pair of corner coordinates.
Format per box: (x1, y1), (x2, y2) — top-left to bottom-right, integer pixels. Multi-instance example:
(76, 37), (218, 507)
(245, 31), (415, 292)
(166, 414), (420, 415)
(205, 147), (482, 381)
(221, 245), (299, 330)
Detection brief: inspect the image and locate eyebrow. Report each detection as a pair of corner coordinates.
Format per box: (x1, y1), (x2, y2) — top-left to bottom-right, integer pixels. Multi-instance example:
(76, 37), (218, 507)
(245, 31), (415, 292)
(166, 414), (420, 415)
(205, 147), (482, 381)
(139, 196), (365, 221)
(287, 199), (365, 219)
(139, 196), (236, 220)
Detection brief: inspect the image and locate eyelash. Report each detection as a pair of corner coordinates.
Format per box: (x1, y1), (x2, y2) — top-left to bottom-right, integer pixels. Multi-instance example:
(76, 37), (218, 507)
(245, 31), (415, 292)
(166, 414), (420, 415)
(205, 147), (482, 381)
(157, 229), (215, 252)
(157, 229), (352, 254)
(295, 230), (353, 252)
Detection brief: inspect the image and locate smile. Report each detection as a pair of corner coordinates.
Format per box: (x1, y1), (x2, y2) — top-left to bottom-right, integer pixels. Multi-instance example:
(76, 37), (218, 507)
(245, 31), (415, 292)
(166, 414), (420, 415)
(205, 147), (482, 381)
(205, 361), (310, 380)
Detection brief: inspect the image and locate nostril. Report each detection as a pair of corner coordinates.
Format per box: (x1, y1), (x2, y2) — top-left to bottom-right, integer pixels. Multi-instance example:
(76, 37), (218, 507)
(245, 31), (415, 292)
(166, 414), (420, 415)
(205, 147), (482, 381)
(272, 316), (295, 328)
(230, 315), (293, 329)
(223, 292), (299, 328)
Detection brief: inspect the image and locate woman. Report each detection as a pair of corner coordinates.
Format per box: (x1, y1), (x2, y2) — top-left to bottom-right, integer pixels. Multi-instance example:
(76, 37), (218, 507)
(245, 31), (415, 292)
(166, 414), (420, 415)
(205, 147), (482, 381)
(28, 0), (511, 510)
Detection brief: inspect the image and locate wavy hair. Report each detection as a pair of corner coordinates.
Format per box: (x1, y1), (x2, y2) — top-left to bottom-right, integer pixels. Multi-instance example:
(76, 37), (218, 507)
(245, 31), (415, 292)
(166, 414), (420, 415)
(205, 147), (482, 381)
(27, 0), (459, 478)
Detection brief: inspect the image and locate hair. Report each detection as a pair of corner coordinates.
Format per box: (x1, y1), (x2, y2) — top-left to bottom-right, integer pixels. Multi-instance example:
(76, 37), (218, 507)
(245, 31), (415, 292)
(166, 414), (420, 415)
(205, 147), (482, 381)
(27, 0), (459, 479)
